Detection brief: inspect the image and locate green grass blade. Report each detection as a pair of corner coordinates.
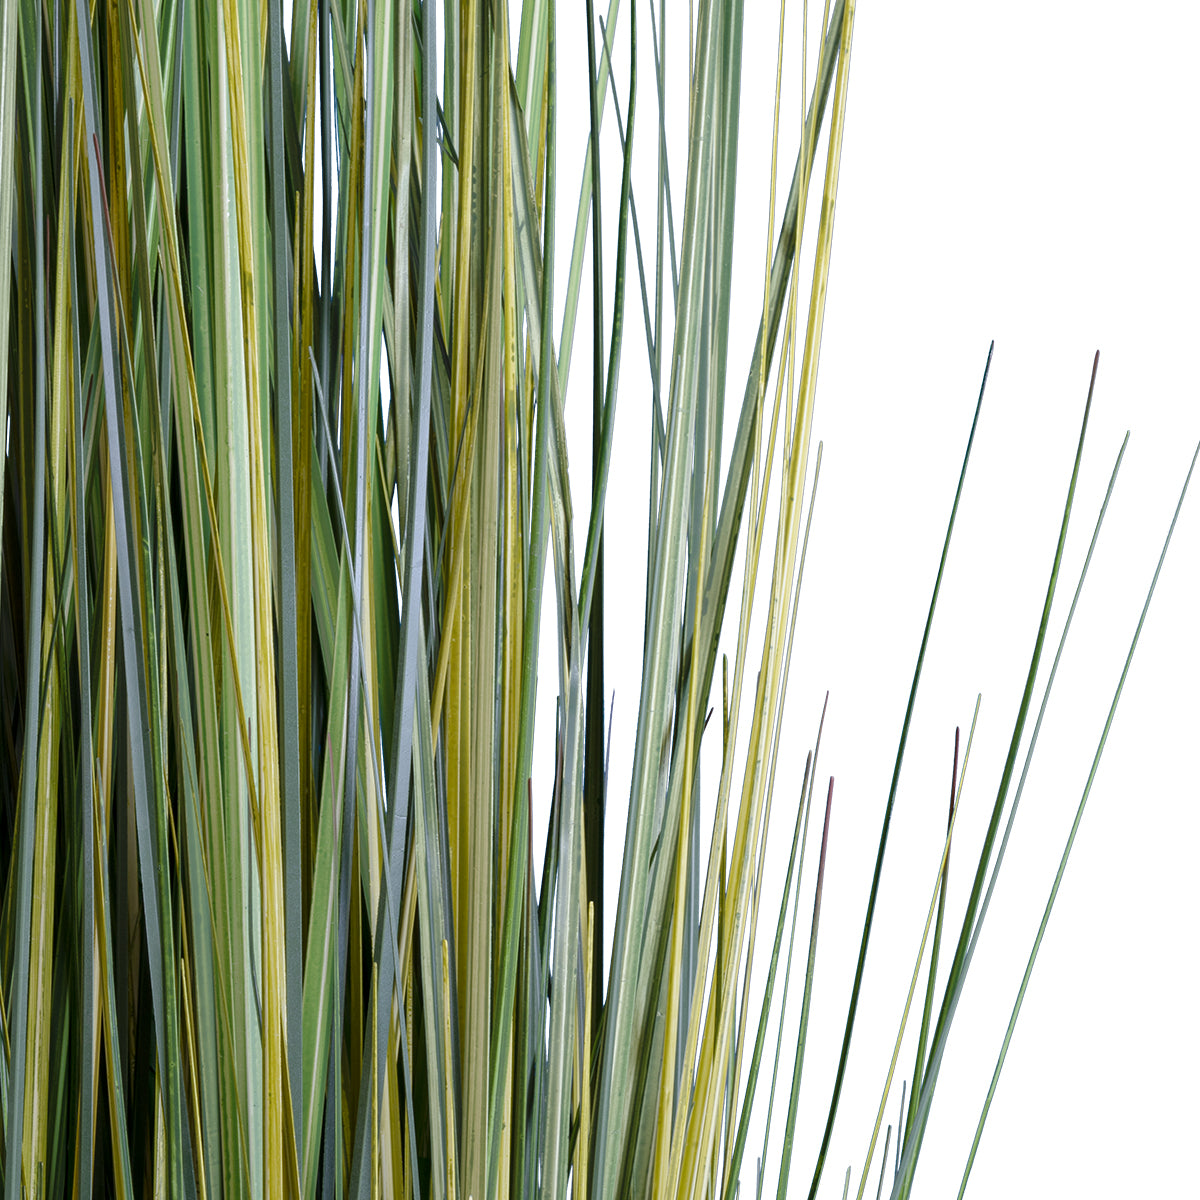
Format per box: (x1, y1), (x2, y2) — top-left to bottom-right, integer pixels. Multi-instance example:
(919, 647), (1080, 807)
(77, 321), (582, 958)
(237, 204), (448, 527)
(951, 434), (1129, 1012)
(691, 1), (843, 786)
(94, 772), (137, 1194)
(329, 6), (392, 1179)
(309, 339), (416, 1200)
(891, 354), (1103, 1199)
(595, 14), (658, 419)
(490, 7), (559, 1195)
(582, 0), (609, 1046)
(299, 565), (352, 1199)
(0, 0), (18, 589)
(542, 651), (586, 1200)
(577, 1), (636, 629)
(723, 751), (812, 1200)
(90, 59), (189, 1186)
(752, 711), (825, 1200)
(776, 777), (835, 1200)
(3, 14), (47, 1184)
(727, 438), (822, 1155)
(68, 109), (97, 1197)
(895, 428), (1127, 1190)
(852, 712), (980, 1200)
(412, 621), (454, 1200)
(266, 0), (305, 1150)
(365, 0), (441, 1190)
(704, 0), (745, 508)
(875, 1126), (892, 1200)
(557, 0), (622, 398)
(804, 339), (991, 1200)
(165, 510), (230, 1196)
(955, 437), (1198, 1199)
(591, 0), (731, 1188)
(904, 729), (962, 1147)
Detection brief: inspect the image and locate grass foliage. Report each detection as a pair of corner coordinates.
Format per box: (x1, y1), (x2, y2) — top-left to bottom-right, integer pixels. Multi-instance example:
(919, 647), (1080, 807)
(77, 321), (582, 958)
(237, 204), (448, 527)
(0, 0), (1193, 1196)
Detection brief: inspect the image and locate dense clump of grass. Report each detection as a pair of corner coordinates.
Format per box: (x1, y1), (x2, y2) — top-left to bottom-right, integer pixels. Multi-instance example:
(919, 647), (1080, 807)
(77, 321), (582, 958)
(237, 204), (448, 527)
(0, 0), (1193, 1197)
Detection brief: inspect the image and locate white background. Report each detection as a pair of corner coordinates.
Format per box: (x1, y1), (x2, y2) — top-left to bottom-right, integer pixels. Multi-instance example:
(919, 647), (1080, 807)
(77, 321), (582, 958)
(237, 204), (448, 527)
(542, 2), (1200, 1198)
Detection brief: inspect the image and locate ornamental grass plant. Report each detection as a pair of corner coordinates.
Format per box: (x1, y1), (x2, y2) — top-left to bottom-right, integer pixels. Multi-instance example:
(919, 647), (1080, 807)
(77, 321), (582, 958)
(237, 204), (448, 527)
(0, 0), (1193, 1197)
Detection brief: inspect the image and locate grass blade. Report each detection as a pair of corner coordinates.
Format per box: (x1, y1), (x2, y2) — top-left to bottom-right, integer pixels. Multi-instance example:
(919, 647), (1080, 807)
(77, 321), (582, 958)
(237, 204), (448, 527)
(68, 104), (97, 1198)
(723, 750), (812, 1200)
(805, 338), (991, 1200)
(0, 0), (17, 587)
(557, 0), (623, 397)
(853, 711), (980, 1200)
(955, 437), (1199, 1198)
(892, 354), (1104, 1198)
(776, 777), (835, 1200)
(4, 12), (47, 1184)
(266, 0), (305, 1150)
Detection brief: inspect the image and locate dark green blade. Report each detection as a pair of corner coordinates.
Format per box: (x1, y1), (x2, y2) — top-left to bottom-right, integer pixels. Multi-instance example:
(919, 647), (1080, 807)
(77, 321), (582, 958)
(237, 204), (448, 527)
(803, 344), (993, 1200)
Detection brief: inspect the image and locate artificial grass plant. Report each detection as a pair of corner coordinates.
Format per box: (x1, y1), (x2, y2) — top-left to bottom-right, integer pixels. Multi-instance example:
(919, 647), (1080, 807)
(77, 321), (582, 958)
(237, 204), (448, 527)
(0, 0), (1193, 1197)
